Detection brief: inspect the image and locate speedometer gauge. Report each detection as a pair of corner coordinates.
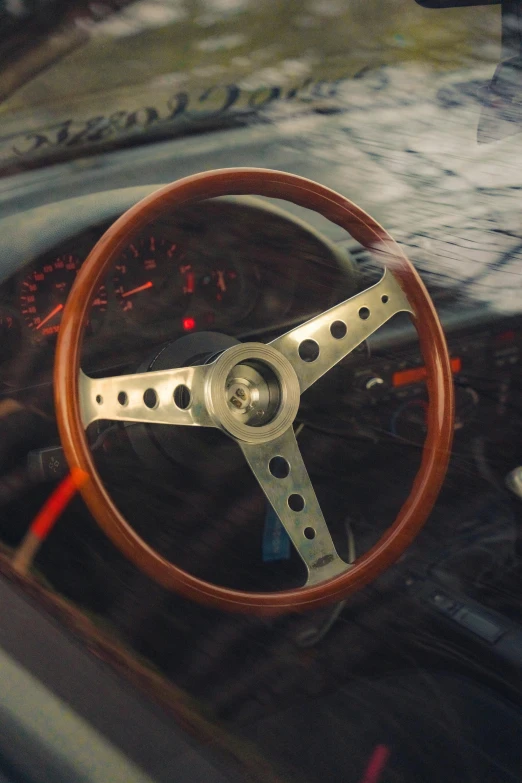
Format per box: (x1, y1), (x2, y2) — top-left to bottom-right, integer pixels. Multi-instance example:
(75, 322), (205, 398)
(20, 254), (107, 337)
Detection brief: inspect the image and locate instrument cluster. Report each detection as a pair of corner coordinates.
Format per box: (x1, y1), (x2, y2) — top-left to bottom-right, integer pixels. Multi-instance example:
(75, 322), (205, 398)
(0, 199), (351, 381)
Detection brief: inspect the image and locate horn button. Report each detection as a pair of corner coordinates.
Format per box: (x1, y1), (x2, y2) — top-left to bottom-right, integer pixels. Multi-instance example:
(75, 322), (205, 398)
(207, 342), (301, 443)
(225, 363), (279, 426)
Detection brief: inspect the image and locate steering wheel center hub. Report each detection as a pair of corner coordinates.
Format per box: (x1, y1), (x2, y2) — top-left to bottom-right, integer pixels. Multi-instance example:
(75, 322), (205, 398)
(206, 342), (300, 443)
(225, 367), (267, 419)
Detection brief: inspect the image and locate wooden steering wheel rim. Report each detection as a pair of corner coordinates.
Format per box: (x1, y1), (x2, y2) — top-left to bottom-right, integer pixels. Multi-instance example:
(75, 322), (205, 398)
(55, 168), (454, 615)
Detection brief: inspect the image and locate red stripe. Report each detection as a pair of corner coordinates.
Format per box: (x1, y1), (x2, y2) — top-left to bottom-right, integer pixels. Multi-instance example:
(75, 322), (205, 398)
(30, 468), (89, 541)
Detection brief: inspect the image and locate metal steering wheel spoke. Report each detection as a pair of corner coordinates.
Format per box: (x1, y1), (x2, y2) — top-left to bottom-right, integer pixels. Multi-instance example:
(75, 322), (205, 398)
(270, 270), (414, 393)
(79, 365), (215, 428)
(239, 427), (349, 586)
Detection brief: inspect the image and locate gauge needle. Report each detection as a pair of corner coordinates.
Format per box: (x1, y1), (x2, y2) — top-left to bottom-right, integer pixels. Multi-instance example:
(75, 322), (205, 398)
(180, 265), (194, 295)
(36, 303), (63, 331)
(216, 270), (227, 293)
(121, 281), (154, 298)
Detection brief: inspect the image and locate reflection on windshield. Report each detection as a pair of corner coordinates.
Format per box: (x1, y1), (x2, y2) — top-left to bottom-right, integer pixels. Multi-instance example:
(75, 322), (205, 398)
(0, 0), (501, 173)
(1, 4), (522, 783)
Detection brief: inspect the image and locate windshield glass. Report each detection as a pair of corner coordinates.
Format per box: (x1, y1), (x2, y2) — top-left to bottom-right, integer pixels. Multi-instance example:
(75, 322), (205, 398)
(0, 0), (501, 173)
(1, 3), (522, 783)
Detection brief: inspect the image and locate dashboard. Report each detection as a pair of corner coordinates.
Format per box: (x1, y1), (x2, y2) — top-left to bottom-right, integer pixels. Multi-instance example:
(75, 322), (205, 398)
(1, 192), (521, 458)
(0, 197), (354, 397)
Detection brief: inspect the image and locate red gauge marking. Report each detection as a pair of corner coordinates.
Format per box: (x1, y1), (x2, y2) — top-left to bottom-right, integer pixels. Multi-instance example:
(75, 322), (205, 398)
(180, 265), (195, 294)
(186, 273), (194, 294)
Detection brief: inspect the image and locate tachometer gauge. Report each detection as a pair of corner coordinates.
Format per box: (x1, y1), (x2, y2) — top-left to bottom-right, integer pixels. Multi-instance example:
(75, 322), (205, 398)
(113, 236), (189, 324)
(20, 254), (107, 337)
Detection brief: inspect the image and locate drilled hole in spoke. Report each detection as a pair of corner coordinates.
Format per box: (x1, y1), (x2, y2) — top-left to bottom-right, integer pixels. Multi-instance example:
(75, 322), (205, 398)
(381, 295), (389, 304)
(298, 339), (319, 363)
(117, 391), (128, 406)
(288, 494), (305, 512)
(173, 384), (191, 410)
(269, 456), (290, 479)
(95, 395), (103, 405)
(359, 307), (370, 320)
(143, 389), (158, 409)
(330, 320), (347, 339)
(304, 527), (316, 540)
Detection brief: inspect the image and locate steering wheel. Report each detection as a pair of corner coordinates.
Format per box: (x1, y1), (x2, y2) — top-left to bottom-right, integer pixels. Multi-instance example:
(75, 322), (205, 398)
(55, 168), (454, 615)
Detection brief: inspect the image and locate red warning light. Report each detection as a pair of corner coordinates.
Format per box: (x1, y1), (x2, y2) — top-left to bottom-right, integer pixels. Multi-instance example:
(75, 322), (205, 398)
(183, 317), (196, 332)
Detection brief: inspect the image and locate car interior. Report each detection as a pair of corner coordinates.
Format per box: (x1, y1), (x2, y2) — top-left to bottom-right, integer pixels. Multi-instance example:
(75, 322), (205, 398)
(0, 1), (522, 782)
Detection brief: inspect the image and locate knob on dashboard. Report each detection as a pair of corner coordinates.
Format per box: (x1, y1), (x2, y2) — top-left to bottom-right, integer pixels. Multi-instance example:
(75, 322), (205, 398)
(365, 376), (385, 391)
